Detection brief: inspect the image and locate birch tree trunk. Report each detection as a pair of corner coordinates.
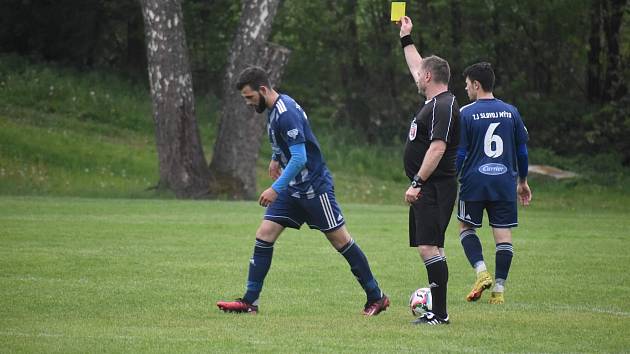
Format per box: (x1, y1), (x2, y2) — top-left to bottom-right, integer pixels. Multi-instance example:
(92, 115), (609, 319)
(140, 0), (210, 198)
(209, 0), (291, 199)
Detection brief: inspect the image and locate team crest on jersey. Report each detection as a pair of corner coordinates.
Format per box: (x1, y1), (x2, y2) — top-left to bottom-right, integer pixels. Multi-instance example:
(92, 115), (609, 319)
(287, 128), (299, 139)
(408, 119), (417, 141)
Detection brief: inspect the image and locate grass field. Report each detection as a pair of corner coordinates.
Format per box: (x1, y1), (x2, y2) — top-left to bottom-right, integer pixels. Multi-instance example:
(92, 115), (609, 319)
(2, 54), (630, 353)
(1, 196), (629, 353)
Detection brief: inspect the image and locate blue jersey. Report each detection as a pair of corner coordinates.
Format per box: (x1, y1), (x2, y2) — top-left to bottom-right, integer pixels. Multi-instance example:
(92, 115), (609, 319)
(268, 94), (333, 199)
(458, 98), (529, 201)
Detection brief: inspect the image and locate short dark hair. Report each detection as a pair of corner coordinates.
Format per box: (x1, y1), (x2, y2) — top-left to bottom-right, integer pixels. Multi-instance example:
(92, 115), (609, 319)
(422, 55), (450, 84)
(236, 66), (271, 91)
(463, 62), (495, 92)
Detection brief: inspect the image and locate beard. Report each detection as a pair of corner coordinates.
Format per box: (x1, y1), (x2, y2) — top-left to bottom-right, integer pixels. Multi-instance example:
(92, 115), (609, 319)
(255, 93), (267, 113)
(417, 83), (426, 96)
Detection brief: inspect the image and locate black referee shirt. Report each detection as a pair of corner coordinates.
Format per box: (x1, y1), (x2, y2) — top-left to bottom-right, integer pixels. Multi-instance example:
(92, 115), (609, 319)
(403, 91), (460, 180)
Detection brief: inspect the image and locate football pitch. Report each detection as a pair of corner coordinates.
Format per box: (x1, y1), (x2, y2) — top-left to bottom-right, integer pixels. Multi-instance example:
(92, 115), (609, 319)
(1, 196), (629, 352)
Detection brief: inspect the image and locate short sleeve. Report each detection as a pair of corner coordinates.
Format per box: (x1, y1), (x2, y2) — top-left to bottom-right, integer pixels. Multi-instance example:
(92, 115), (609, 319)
(277, 109), (306, 146)
(429, 96), (457, 142)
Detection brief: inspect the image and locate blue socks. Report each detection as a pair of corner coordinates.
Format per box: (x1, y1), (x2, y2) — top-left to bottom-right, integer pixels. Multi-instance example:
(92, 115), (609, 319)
(461, 228), (514, 291)
(495, 242), (513, 282)
(338, 239), (382, 302)
(243, 238), (383, 305)
(460, 229), (484, 268)
(243, 238), (274, 305)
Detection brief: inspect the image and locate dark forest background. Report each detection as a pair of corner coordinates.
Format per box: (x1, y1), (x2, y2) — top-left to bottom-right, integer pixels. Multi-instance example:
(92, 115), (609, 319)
(1, 0), (628, 163)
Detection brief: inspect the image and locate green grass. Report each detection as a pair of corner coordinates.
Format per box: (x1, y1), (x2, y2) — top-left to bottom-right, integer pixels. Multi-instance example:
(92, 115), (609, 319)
(1, 196), (629, 352)
(0, 117), (160, 198)
(1, 55), (630, 351)
(0, 54), (409, 203)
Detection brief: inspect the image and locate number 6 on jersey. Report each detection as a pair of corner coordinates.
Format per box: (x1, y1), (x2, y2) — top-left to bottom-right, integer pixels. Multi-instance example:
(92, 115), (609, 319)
(484, 122), (503, 158)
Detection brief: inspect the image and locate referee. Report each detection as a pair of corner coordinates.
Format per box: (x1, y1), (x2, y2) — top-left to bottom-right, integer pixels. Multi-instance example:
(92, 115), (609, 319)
(399, 16), (460, 325)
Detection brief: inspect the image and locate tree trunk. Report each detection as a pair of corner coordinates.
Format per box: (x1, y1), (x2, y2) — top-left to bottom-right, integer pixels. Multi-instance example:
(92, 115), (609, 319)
(139, 0), (210, 198)
(209, 0), (290, 199)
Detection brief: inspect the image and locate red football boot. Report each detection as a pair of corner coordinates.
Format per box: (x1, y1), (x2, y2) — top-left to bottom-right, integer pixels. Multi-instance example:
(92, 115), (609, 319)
(216, 298), (258, 314)
(362, 294), (390, 316)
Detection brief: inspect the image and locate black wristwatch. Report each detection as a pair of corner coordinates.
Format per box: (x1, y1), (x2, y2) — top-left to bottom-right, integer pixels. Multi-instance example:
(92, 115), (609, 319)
(411, 175), (425, 188)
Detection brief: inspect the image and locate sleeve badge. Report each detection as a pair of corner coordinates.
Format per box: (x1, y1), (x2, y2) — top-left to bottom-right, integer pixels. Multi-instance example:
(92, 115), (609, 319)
(287, 128), (299, 139)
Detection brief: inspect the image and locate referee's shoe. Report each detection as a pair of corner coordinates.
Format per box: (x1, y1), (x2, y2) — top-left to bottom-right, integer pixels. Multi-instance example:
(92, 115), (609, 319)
(411, 312), (450, 325)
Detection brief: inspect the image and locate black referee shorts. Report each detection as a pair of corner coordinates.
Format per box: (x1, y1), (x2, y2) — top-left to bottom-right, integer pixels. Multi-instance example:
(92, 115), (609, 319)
(409, 177), (457, 247)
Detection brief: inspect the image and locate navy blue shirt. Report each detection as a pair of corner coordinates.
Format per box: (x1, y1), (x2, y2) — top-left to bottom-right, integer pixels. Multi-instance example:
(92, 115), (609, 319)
(458, 98), (529, 201)
(268, 94), (333, 199)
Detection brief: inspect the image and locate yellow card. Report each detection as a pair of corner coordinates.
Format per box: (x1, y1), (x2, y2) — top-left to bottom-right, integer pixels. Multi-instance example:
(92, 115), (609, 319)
(391, 2), (406, 22)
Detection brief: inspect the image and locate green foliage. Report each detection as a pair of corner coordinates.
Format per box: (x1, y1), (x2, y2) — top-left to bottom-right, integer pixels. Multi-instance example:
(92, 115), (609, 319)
(0, 55), (153, 132)
(582, 95), (630, 165)
(0, 0), (145, 73)
(2, 0), (628, 161)
(183, 0), (241, 95)
(272, 0), (417, 143)
(2, 55), (630, 201)
(530, 146), (630, 191)
(271, 0), (630, 163)
(521, 93), (630, 167)
(1, 196), (629, 352)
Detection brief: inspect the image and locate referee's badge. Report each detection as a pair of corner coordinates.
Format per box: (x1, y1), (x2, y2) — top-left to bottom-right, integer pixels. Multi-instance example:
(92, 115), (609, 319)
(408, 119), (417, 141)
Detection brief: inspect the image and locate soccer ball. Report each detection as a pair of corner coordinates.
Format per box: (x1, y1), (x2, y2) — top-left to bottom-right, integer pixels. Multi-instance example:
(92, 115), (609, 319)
(409, 287), (432, 316)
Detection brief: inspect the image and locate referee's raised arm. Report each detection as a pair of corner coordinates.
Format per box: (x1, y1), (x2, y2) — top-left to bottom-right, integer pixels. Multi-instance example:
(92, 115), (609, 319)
(399, 16), (423, 83)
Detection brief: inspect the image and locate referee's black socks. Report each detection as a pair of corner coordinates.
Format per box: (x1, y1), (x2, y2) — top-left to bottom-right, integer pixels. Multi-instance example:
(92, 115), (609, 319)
(424, 255), (449, 319)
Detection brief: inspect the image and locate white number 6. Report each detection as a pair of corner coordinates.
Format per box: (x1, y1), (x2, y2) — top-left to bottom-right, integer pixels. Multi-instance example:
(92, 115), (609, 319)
(484, 122), (503, 158)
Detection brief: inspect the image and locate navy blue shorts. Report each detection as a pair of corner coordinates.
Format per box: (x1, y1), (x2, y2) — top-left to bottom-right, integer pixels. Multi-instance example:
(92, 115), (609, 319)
(264, 189), (345, 232)
(457, 200), (518, 228)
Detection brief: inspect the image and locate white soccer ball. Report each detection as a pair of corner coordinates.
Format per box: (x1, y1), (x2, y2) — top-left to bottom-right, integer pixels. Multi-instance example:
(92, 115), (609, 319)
(409, 287), (432, 316)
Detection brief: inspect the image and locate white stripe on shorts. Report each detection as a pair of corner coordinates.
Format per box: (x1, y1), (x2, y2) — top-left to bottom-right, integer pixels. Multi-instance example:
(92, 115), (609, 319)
(319, 193), (337, 229)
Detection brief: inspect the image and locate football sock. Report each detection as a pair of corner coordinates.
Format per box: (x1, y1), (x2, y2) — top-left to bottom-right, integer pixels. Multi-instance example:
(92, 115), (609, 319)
(424, 255), (448, 319)
(460, 229), (484, 269)
(494, 278), (505, 292)
(243, 238), (274, 305)
(339, 239), (382, 302)
(495, 242), (513, 285)
(474, 261), (487, 274)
